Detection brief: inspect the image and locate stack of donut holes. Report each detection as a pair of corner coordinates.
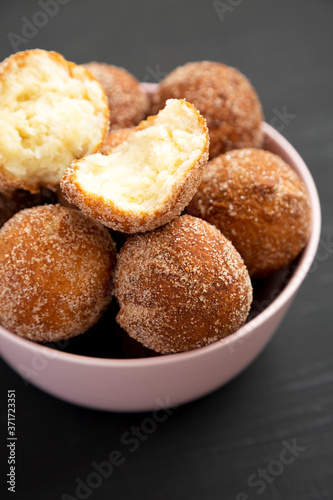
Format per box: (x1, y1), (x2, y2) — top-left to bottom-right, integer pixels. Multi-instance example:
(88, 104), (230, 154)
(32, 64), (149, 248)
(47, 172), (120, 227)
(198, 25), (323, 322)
(0, 51), (312, 357)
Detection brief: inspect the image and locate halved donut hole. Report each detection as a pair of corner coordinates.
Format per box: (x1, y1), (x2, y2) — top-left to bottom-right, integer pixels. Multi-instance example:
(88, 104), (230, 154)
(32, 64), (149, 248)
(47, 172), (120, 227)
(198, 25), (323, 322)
(0, 50), (109, 193)
(61, 98), (209, 232)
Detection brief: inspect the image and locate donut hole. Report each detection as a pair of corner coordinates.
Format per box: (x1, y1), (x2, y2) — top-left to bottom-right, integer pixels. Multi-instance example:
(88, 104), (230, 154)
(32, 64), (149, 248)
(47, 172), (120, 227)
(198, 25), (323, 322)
(74, 99), (207, 210)
(0, 205), (116, 343)
(151, 61), (264, 158)
(0, 50), (108, 190)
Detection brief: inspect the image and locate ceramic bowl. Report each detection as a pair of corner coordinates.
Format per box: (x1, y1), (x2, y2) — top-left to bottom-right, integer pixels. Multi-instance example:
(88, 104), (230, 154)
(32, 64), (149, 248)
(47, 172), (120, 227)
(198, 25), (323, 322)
(0, 86), (321, 412)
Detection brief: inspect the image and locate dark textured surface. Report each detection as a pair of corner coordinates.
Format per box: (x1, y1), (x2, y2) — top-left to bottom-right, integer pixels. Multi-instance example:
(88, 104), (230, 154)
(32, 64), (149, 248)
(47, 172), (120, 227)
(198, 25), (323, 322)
(0, 1), (333, 499)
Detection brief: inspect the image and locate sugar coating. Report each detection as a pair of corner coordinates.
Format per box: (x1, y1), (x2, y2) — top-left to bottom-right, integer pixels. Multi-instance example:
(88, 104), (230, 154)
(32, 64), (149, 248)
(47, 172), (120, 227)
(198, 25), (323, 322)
(151, 61), (264, 158)
(186, 148), (312, 277)
(114, 215), (252, 353)
(0, 205), (116, 342)
(84, 62), (149, 130)
(61, 99), (209, 233)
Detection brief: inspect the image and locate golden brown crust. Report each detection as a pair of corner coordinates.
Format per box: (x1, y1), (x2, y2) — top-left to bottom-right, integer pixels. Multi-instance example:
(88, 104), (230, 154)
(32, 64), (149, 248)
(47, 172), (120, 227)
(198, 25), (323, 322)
(84, 62), (149, 130)
(0, 50), (109, 194)
(56, 185), (78, 210)
(0, 205), (116, 342)
(61, 100), (210, 233)
(151, 61), (264, 158)
(114, 215), (252, 353)
(186, 148), (312, 277)
(61, 152), (208, 233)
(0, 187), (57, 228)
(101, 127), (135, 154)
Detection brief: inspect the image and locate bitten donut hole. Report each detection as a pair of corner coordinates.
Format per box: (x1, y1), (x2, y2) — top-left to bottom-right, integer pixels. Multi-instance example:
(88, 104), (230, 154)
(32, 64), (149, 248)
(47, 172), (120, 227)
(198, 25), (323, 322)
(0, 50), (108, 190)
(74, 99), (207, 210)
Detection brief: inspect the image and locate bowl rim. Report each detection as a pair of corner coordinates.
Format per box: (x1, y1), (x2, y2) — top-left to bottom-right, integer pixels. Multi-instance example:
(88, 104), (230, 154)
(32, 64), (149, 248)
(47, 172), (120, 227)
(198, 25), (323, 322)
(0, 123), (321, 369)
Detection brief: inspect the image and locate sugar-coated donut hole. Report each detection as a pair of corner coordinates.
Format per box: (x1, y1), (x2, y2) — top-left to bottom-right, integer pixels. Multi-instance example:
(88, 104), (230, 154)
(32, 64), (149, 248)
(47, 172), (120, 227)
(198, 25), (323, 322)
(151, 61), (264, 158)
(75, 100), (206, 208)
(61, 98), (209, 233)
(114, 215), (253, 354)
(0, 205), (116, 343)
(186, 148), (312, 277)
(0, 50), (109, 193)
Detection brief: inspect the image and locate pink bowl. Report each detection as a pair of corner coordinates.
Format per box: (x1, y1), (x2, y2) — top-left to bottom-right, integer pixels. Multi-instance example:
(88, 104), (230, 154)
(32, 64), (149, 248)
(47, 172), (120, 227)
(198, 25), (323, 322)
(0, 96), (321, 411)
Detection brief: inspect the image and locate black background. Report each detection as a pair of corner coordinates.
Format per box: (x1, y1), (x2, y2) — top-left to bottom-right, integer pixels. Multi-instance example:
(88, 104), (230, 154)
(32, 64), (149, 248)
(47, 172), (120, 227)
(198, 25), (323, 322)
(1, 1), (333, 499)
